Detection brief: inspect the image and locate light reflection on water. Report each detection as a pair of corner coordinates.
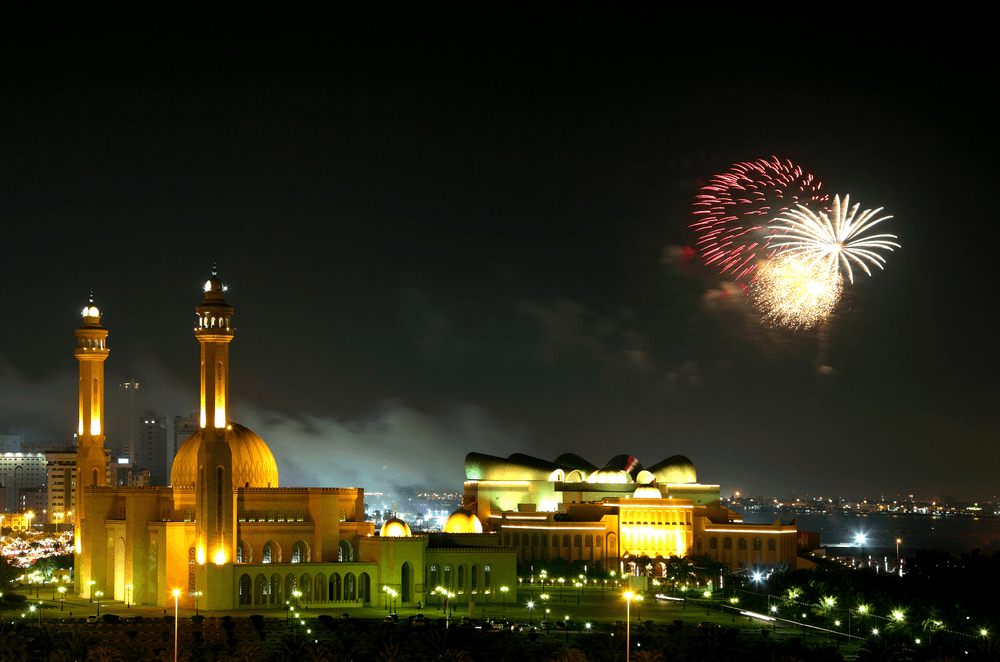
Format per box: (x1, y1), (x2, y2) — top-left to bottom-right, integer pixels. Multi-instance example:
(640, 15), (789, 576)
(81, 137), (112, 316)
(739, 509), (1000, 554)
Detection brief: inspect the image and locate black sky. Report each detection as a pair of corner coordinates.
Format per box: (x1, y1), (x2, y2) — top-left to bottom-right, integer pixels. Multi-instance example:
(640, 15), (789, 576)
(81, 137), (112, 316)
(2, 14), (997, 501)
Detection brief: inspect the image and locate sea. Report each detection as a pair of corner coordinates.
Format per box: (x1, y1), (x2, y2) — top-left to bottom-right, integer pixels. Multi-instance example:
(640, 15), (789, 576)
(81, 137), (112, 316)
(737, 508), (1000, 556)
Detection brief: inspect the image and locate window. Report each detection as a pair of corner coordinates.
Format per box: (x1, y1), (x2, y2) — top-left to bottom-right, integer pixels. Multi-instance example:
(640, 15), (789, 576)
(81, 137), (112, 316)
(738, 538), (747, 551)
(753, 538), (762, 551)
(710, 537), (718, 550)
(724, 538), (732, 550)
(768, 538), (776, 552)
(574, 535), (582, 547)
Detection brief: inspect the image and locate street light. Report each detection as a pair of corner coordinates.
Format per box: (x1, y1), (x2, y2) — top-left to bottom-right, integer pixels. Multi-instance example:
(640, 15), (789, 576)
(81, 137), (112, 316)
(95, 591), (103, 617)
(558, 577), (565, 599)
(194, 590), (202, 616)
(173, 589), (181, 662)
(87, 580), (95, 603)
(624, 591), (634, 662)
(126, 584), (133, 608)
(58, 586), (66, 611)
(526, 600), (535, 625)
(500, 586), (509, 613)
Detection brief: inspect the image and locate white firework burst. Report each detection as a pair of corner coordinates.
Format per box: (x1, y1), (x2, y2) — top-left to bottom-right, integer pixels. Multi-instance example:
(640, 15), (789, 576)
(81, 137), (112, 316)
(769, 194), (900, 283)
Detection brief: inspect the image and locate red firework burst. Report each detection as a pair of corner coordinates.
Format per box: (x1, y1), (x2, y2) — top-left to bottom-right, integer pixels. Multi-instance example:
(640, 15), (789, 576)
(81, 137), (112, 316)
(690, 157), (829, 279)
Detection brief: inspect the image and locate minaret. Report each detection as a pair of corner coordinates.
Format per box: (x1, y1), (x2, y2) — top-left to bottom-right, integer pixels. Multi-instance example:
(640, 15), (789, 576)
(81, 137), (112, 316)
(193, 264), (237, 609)
(74, 292), (109, 597)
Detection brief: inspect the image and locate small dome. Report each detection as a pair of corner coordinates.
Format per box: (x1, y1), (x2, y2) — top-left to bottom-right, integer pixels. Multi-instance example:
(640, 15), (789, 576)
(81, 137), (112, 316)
(381, 518), (412, 537)
(636, 470), (655, 485)
(587, 469), (631, 484)
(204, 276), (224, 293)
(633, 485), (662, 499)
(170, 423), (279, 488)
(443, 508), (483, 534)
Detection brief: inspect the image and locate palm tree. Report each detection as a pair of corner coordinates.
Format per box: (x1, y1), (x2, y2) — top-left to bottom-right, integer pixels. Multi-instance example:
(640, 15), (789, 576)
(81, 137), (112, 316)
(0, 620), (28, 662)
(686, 624), (740, 662)
(117, 643), (146, 662)
(60, 626), (97, 662)
(86, 643), (123, 662)
(230, 642), (267, 662)
(550, 646), (589, 662)
(274, 632), (310, 662)
(855, 640), (901, 662)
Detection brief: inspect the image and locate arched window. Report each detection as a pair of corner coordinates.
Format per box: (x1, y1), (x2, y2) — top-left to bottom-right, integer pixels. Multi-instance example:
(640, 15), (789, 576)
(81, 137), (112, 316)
(596, 535), (603, 548)
(585, 535), (593, 547)
(504, 533), (511, 547)
(738, 538), (747, 551)
(696, 538), (703, 553)
(458, 565), (465, 591)
(710, 537), (718, 550)
(484, 565), (491, 592)
(768, 538), (776, 552)
(532, 534), (538, 547)
(563, 535), (570, 548)
(512, 533), (519, 546)
(471, 565), (479, 593)
(574, 535), (582, 547)
(542, 535), (548, 548)
(444, 565), (452, 589)
(552, 535), (559, 547)
(753, 538), (762, 551)
(188, 547), (196, 595)
(724, 537), (732, 550)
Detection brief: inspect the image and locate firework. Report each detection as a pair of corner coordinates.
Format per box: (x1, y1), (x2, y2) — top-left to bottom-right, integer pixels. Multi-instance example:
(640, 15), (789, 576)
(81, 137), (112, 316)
(769, 194), (899, 283)
(752, 254), (843, 329)
(691, 157), (829, 279)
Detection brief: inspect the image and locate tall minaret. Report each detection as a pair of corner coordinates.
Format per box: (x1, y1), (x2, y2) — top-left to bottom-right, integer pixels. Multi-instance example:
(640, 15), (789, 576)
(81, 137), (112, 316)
(193, 264), (237, 609)
(74, 292), (109, 597)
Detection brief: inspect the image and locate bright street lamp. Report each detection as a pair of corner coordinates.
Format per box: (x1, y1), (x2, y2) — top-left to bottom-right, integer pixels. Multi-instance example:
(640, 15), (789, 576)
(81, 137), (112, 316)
(126, 584), (133, 608)
(624, 591), (635, 662)
(87, 580), (95, 603)
(526, 600), (535, 625)
(500, 586), (509, 613)
(95, 591), (103, 617)
(194, 590), (202, 616)
(173, 589), (181, 662)
(58, 586), (66, 611)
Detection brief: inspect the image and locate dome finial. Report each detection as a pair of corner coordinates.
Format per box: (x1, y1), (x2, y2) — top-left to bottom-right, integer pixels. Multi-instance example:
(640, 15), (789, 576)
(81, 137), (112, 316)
(212, 259), (218, 277)
(89, 288), (94, 304)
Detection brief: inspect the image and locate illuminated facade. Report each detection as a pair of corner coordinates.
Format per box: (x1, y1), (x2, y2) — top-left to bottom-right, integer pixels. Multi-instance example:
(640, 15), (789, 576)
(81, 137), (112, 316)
(464, 452), (798, 572)
(74, 270), (515, 610)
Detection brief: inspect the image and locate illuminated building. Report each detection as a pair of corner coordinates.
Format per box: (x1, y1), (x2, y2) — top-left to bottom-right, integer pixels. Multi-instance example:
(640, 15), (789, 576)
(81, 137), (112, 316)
(136, 411), (168, 486)
(74, 269), (515, 610)
(464, 452), (798, 572)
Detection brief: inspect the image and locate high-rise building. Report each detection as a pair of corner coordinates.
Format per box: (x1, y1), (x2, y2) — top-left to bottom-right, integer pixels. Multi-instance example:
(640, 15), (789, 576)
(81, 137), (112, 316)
(46, 449), (114, 523)
(109, 381), (139, 463)
(171, 413), (199, 481)
(137, 411), (168, 486)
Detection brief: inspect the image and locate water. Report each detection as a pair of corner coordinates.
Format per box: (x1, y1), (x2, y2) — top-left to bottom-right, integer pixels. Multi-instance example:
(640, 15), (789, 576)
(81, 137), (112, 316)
(739, 509), (1000, 555)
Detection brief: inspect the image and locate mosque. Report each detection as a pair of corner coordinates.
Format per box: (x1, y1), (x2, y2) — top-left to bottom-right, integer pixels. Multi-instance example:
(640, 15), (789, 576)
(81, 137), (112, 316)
(73, 268), (796, 611)
(73, 269), (516, 611)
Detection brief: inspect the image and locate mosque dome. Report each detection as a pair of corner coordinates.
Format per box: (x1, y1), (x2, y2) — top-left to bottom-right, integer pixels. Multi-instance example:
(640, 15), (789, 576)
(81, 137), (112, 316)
(170, 423), (279, 488)
(635, 470), (655, 485)
(648, 455), (697, 484)
(633, 485), (662, 499)
(443, 508), (483, 534)
(380, 518), (412, 537)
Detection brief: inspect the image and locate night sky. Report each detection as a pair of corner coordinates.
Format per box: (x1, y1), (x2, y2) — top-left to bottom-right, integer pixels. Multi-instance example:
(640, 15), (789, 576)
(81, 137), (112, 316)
(2, 16), (997, 502)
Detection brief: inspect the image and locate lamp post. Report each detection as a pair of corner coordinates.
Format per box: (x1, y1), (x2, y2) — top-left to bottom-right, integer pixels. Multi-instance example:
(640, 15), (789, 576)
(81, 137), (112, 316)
(526, 600), (534, 625)
(558, 577), (565, 599)
(500, 586), (509, 614)
(126, 584), (133, 608)
(88, 580), (95, 603)
(30, 605), (41, 625)
(58, 586), (66, 611)
(173, 589), (180, 662)
(624, 591), (634, 662)
(95, 591), (103, 617)
(194, 590), (202, 616)
(635, 594), (643, 621)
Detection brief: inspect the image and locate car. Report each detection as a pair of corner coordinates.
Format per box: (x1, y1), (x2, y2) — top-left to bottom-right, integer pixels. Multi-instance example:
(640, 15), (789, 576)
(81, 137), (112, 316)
(410, 615), (429, 628)
(699, 621), (722, 628)
(86, 615), (98, 624)
(539, 620), (552, 630)
(510, 623), (525, 632)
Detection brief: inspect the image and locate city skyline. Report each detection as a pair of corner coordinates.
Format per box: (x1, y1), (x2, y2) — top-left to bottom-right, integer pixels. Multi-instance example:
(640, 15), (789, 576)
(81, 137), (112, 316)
(1, 22), (996, 501)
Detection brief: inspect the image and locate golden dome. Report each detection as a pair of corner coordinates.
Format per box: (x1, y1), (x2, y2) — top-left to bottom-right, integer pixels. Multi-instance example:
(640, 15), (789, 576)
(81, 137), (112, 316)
(633, 485), (662, 499)
(380, 518), (412, 537)
(170, 423), (279, 488)
(443, 508), (483, 534)
(648, 455), (697, 484)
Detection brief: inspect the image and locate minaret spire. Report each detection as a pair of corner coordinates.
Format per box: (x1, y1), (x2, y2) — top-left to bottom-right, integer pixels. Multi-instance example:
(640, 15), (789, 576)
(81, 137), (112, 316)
(74, 292), (109, 599)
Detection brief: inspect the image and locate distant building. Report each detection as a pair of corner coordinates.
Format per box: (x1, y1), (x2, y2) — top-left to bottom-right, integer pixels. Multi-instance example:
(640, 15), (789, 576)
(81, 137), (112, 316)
(108, 381), (139, 462)
(0, 451), (47, 513)
(1, 434), (24, 453)
(47, 450), (78, 525)
(137, 411), (168, 486)
(19, 486), (47, 519)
